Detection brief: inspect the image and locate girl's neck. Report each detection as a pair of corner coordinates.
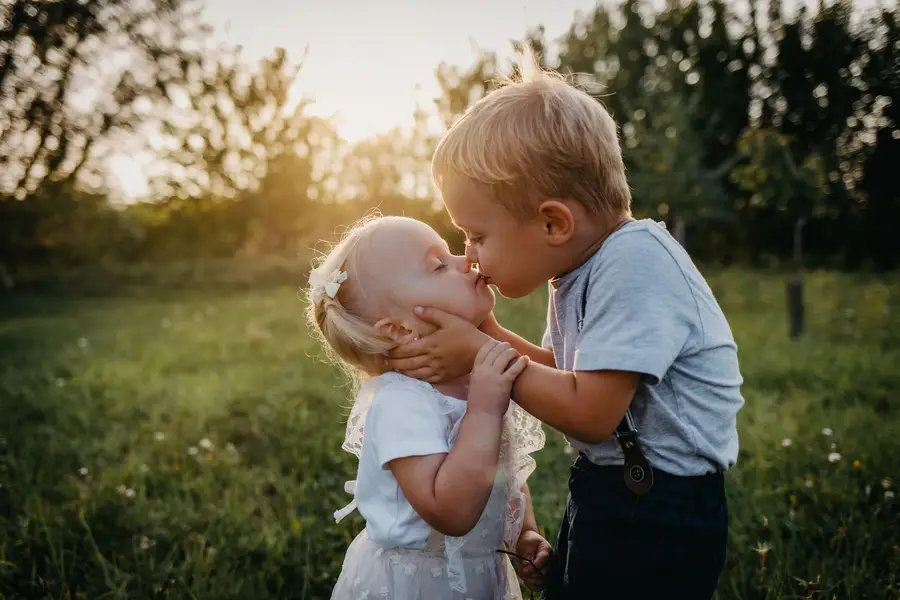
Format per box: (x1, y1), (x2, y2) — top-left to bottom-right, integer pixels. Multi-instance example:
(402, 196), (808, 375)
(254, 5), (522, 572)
(433, 374), (470, 401)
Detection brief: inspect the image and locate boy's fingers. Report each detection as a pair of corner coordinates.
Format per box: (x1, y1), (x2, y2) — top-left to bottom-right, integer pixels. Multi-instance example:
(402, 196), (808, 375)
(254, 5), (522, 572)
(385, 355), (430, 372)
(413, 306), (462, 330)
(402, 367), (435, 381)
(386, 338), (429, 359)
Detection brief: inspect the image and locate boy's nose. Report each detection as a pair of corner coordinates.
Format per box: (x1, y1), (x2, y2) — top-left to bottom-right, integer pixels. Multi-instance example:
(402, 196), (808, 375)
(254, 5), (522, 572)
(464, 244), (477, 267)
(456, 255), (475, 274)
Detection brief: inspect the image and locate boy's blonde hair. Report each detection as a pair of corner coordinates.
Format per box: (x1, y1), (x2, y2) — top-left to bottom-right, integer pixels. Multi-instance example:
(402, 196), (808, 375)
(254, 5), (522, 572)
(305, 214), (395, 387)
(432, 48), (631, 220)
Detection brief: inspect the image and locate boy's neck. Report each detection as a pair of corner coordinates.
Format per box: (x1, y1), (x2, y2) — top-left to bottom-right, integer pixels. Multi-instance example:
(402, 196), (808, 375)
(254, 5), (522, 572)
(556, 212), (634, 279)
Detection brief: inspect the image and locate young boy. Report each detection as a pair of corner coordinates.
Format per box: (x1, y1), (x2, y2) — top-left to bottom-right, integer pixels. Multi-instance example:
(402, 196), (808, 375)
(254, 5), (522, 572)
(386, 52), (744, 599)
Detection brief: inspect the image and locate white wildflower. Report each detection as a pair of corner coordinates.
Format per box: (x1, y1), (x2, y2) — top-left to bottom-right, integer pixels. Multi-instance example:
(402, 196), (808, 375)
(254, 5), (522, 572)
(78, 467), (89, 476)
(124, 487), (136, 499)
(154, 432), (166, 442)
(187, 446), (198, 456)
(781, 438), (792, 448)
(198, 438), (214, 451)
(828, 452), (841, 463)
(821, 427), (833, 436)
(77, 337), (89, 348)
(885, 490), (895, 500)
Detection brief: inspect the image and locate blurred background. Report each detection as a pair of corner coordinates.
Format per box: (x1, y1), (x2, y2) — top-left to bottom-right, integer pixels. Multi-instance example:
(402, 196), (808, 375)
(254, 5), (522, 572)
(1, 0), (897, 279)
(0, 1), (898, 599)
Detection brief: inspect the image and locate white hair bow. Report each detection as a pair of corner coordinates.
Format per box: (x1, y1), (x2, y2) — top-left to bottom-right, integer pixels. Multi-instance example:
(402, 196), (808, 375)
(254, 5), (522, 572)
(309, 268), (348, 306)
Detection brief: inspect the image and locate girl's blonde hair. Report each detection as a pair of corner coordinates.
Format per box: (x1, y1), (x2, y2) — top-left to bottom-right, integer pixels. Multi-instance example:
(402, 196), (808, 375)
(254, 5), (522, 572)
(305, 213), (396, 387)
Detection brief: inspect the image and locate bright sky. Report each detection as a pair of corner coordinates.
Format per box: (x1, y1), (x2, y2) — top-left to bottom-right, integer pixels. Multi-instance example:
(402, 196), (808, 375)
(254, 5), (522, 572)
(202, 0), (598, 143)
(107, 0), (598, 197)
(107, 0), (880, 198)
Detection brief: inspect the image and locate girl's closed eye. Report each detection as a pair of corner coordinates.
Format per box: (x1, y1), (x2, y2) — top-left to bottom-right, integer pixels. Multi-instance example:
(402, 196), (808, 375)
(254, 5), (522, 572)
(434, 261), (447, 272)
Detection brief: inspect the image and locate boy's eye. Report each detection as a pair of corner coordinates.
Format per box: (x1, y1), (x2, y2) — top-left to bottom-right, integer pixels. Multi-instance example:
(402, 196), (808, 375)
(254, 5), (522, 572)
(467, 236), (482, 245)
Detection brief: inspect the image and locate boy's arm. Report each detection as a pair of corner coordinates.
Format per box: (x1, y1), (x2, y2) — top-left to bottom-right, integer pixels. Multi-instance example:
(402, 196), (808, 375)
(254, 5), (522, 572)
(481, 313), (556, 368)
(387, 309), (635, 441)
(511, 363), (638, 443)
(510, 233), (697, 441)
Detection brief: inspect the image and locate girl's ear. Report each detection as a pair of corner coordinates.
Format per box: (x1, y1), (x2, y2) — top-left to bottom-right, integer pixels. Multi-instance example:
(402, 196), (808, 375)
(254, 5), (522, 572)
(374, 318), (415, 343)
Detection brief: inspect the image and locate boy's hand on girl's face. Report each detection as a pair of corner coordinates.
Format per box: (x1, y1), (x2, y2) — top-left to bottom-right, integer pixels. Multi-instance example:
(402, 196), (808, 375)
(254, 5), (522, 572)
(385, 306), (488, 384)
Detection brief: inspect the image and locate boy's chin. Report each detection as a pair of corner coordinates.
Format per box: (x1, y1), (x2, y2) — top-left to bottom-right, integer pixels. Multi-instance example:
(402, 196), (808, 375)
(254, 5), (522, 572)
(493, 282), (532, 300)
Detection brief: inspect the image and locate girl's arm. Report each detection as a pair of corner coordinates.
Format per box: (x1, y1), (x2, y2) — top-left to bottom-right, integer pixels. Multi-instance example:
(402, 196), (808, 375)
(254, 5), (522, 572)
(389, 341), (528, 537)
(388, 410), (504, 537)
(520, 482), (539, 533)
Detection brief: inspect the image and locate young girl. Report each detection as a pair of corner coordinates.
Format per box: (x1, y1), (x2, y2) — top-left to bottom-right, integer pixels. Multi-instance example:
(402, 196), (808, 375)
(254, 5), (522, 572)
(305, 215), (549, 600)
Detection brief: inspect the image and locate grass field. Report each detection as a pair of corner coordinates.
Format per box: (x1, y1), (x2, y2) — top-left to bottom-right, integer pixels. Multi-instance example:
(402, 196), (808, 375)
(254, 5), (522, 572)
(1, 269), (898, 599)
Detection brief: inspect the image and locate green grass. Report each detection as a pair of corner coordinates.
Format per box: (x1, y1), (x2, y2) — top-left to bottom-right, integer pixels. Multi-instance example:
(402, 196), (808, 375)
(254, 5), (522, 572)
(0, 270), (898, 599)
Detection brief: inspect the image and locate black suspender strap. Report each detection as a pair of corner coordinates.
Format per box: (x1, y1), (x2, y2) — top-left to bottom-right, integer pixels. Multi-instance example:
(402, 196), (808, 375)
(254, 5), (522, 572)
(579, 271), (654, 495)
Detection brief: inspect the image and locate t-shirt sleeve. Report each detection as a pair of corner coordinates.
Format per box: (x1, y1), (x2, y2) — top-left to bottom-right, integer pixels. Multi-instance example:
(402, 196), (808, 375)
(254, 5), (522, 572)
(541, 326), (552, 351)
(574, 230), (695, 384)
(367, 383), (451, 469)
(541, 284), (555, 351)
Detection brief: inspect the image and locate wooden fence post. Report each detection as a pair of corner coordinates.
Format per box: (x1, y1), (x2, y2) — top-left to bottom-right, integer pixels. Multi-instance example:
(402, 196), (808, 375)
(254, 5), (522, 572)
(787, 218), (806, 339)
(673, 215), (686, 248)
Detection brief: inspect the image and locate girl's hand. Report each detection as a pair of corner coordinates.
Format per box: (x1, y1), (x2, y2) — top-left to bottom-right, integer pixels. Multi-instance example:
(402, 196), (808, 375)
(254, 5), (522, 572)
(514, 529), (552, 592)
(468, 341), (528, 417)
(386, 307), (490, 383)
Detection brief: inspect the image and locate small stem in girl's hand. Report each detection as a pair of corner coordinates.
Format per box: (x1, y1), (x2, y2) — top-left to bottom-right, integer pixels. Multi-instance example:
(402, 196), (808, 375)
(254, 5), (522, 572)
(495, 548), (546, 582)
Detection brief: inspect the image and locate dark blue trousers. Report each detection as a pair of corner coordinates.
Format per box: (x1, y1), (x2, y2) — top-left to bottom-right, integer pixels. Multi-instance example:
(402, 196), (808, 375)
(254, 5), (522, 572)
(540, 454), (728, 600)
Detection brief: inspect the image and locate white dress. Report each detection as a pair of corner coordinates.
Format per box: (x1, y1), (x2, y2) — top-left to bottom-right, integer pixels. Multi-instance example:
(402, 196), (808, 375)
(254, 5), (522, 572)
(330, 372), (546, 600)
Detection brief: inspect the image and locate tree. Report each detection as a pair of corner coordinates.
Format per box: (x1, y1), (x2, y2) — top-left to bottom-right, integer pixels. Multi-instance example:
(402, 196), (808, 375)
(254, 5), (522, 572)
(621, 60), (739, 239)
(0, 0), (207, 197)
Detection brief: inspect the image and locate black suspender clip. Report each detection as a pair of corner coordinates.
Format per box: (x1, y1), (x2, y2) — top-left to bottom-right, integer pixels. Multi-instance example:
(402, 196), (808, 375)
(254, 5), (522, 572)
(579, 269), (654, 495)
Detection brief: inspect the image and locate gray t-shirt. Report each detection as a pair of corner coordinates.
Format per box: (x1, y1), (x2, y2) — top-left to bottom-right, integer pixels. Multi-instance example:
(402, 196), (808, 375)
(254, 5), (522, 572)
(542, 219), (743, 476)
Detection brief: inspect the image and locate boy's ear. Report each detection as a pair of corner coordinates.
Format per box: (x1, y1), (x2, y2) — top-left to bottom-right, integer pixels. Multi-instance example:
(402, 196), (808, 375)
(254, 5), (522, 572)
(374, 317), (416, 343)
(538, 200), (576, 246)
